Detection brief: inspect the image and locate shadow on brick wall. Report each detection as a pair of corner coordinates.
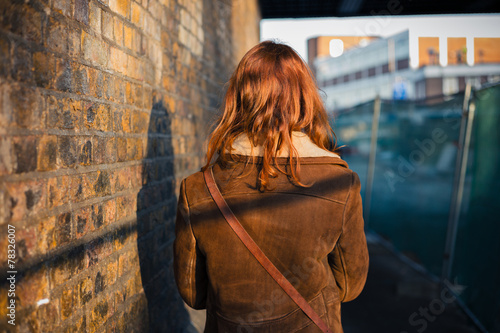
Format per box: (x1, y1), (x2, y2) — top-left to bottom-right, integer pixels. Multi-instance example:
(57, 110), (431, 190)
(137, 98), (193, 332)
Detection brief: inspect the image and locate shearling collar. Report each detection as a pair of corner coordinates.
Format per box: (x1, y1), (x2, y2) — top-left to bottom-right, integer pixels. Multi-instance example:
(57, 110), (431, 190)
(230, 131), (340, 158)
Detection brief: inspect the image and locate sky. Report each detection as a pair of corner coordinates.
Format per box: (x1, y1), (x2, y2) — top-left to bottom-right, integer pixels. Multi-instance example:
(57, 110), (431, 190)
(260, 14), (500, 66)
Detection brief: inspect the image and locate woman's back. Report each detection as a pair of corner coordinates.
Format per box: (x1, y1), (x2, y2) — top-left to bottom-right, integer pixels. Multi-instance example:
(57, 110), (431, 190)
(174, 154), (368, 332)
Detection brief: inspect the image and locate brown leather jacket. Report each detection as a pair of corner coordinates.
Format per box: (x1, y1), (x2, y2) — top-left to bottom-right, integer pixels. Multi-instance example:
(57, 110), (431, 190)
(174, 155), (369, 332)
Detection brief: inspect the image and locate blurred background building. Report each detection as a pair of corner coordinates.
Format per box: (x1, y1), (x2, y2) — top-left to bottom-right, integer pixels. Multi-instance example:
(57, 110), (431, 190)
(309, 32), (500, 110)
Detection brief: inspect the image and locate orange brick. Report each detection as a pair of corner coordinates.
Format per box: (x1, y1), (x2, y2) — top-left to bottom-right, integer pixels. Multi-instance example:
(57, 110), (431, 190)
(133, 165), (143, 188)
(82, 31), (108, 67)
(110, 46), (127, 74)
(103, 199), (116, 225)
(118, 249), (138, 278)
(131, 111), (149, 134)
(69, 174), (85, 203)
(6, 84), (43, 129)
(114, 17), (124, 46)
(111, 167), (131, 192)
(57, 136), (78, 168)
(79, 275), (93, 305)
(116, 137), (127, 162)
(55, 212), (72, 245)
(60, 285), (76, 320)
(162, 75), (173, 91)
(78, 136), (93, 166)
(94, 271), (106, 296)
(126, 54), (138, 79)
(115, 195), (129, 221)
(33, 51), (55, 88)
(74, 0), (89, 25)
(133, 28), (142, 54)
(0, 136), (14, 175)
(124, 24), (134, 50)
(109, 0), (130, 18)
(94, 170), (111, 197)
(82, 171), (99, 200)
(93, 136), (116, 164)
(16, 225), (37, 262)
(106, 260), (118, 286)
(130, 1), (143, 26)
(136, 84), (146, 108)
(95, 104), (112, 132)
(84, 103), (97, 129)
(87, 67), (104, 98)
(89, 1), (101, 32)
(102, 73), (116, 101)
(68, 28), (82, 57)
(38, 135), (58, 171)
(125, 82), (134, 105)
(37, 215), (57, 254)
(5, 178), (46, 222)
(46, 17), (68, 54)
(88, 299), (110, 332)
(75, 206), (91, 238)
(72, 63), (88, 95)
(126, 137), (138, 160)
(101, 10), (114, 40)
(90, 203), (104, 231)
(46, 96), (82, 130)
(47, 175), (70, 209)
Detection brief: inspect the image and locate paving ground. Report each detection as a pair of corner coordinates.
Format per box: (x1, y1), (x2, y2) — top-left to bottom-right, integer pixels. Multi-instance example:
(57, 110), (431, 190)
(184, 233), (479, 333)
(341, 233), (478, 333)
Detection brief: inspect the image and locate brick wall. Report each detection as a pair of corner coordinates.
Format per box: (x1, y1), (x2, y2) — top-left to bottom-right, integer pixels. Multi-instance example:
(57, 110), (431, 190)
(0, 0), (260, 331)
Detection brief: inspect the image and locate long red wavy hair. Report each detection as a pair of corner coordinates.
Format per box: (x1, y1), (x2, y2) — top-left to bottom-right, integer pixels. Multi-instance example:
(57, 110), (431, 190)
(202, 40), (338, 190)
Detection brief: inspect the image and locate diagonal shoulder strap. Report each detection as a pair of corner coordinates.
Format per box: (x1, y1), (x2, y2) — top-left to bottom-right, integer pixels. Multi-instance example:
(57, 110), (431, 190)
(203, 167), (333, 333)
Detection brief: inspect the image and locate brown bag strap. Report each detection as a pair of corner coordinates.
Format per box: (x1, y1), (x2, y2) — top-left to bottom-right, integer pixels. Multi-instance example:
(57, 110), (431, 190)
(203, 167), (333, 333)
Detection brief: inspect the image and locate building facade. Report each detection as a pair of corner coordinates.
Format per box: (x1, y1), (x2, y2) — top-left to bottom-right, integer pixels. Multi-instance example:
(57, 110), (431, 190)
(311, 31), (500, 111)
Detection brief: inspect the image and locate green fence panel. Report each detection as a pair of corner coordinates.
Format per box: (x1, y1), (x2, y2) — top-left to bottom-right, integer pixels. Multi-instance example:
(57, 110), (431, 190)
(451, 84), (500, 332)
(331, 85), (500, 331)
(333, 95), (463, 275)
(371, 97), (462, 275)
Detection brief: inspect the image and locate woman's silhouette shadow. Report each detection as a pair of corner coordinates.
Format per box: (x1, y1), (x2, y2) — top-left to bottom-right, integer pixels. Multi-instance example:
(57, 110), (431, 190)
(137, 98), (196, 332)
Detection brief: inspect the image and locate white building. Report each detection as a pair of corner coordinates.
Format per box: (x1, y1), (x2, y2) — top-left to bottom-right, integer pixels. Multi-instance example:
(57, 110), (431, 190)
(313, 31), (500, 111)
